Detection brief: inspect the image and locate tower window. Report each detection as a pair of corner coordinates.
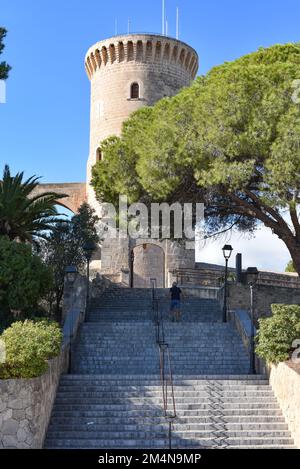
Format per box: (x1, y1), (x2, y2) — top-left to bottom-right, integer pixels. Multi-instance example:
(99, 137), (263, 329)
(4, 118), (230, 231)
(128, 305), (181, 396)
(130, 82), (140, 99)
(96, 148), (103, 162)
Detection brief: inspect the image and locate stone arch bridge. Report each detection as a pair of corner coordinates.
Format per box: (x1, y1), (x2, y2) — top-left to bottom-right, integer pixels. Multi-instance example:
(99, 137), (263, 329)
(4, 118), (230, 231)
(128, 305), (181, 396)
(31, 182), (86, 214)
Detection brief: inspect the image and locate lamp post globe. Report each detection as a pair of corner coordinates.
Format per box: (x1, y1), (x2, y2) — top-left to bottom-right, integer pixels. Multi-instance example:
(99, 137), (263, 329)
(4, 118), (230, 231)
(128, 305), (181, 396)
(83, 241), (96, 262)
(247, 267), (259, 286)
(222, 244), (233, 260)
(65, 265), (78, 285)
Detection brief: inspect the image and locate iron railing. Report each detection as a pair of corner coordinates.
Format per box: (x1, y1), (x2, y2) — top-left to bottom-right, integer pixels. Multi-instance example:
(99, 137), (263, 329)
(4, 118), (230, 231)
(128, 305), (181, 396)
(151, 279), (177, 449)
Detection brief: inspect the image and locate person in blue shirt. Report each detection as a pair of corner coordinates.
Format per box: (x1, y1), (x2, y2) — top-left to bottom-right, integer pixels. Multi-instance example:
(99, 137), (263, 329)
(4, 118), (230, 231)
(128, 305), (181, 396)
(169, 282), (183, 322)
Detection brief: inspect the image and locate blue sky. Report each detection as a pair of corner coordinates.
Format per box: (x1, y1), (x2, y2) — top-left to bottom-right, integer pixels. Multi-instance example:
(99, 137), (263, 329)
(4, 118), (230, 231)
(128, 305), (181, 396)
(1, 0), (300, 271)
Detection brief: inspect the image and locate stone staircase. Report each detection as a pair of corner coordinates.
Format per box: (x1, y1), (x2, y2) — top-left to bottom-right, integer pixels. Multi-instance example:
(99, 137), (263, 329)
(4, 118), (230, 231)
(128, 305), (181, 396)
(45, 286), (294, 449)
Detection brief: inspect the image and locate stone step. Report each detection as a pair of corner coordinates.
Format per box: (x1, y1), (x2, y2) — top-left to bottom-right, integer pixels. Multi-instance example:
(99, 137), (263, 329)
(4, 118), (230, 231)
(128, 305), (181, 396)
(45, 428), (293, 438)
(72, 357), (249, 362)
(59, 381), (274, 396)
(58, 386), (271, 392)
(73, 365), (250, 369)
(57, 380), (269, 387)
(74, 345), (248, 351)
(88, 308), (217, 311)
(55, 393), (277, 401)
(222, 445), (295, 449)
(44, 436), (294, 449)
(52, 402), (283, 410)
(72, 370), (250, 375)
(47, 422), (289, 432)
(54, 392), (279, 402)
(60, 374), (269, 382)
(72, 349), (246, 355)
(49, 415), (286, 424)
(51, 408), (284, 417)
(73, 352), (249, 357)
(73, 347), (248, 352)
(87, 318), (222, 323)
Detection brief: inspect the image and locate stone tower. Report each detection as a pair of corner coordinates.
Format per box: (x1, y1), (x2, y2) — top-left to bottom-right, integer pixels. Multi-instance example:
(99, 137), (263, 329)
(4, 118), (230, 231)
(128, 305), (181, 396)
(85, 34), (199, 286)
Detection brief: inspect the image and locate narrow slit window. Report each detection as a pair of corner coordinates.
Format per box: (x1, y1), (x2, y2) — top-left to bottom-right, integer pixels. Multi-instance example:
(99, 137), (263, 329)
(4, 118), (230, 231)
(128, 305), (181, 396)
(96, 148), (103, 162)
(131, 82), (140, 99)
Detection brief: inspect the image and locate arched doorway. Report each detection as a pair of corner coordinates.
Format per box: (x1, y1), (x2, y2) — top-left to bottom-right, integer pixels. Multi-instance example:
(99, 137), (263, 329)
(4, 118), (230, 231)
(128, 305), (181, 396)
(131, 243), (165, 288)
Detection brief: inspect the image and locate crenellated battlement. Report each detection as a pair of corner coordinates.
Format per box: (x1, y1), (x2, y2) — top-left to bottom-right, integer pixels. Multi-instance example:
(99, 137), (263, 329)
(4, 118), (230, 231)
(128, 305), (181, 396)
(85, 34), (199, 80)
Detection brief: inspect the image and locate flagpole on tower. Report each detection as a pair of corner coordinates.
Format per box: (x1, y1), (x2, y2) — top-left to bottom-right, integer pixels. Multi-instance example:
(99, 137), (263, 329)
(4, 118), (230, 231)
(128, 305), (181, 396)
(176, 7), (179, 39)
(162, 0), (165, 35)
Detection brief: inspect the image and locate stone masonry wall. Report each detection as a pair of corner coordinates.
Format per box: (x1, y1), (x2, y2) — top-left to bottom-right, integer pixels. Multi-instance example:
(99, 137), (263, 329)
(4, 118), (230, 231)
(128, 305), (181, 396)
(269, 362), (300, 448)
(0, 348), (68, 448)
(101, 237), (195, 287)
(228, 283), (300, 321)
(133, 244), (165, 288)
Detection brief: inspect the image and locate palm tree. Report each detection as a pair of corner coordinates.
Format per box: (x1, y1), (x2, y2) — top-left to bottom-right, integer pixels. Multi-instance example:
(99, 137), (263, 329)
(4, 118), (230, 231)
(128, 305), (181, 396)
(0, 165), (67, 242)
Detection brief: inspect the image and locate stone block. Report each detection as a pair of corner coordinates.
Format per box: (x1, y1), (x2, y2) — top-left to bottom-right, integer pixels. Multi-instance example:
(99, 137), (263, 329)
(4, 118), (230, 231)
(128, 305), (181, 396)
(10, 398), (24, 410)
(2, 435), (18, 448)
(2, 419), (19, 435)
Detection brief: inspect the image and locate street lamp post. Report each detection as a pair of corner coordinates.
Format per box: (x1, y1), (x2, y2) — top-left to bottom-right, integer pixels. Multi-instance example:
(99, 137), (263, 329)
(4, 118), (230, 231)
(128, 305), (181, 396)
(83, 241), (96, 318)
(247, 267), (259, 375)
(65, 265), (78, 374)
(222, 245), (233, 323)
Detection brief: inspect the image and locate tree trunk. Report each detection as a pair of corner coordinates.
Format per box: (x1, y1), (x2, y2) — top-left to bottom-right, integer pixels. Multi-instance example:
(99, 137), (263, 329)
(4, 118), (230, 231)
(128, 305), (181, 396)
(283, 236), (300, 277)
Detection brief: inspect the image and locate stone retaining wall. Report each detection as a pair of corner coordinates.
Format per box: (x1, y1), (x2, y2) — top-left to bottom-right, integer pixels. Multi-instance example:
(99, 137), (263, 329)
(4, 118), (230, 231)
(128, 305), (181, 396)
(269, 362), (300, 448)
(0, 272), (113, 448)
(0, 347), (68, 448)
(228, 283), (300, 321)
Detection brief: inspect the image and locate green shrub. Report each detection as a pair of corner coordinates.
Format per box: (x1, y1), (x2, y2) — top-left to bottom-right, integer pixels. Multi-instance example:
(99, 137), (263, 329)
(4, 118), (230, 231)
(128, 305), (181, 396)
(0, 319), (62, 379)
(0, 237), (53, 315)
(256, 304), (300, 364)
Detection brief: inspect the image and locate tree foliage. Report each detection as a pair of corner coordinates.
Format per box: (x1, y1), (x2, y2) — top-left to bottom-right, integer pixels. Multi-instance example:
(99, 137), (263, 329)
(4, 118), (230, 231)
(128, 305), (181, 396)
(0, 27), (11, 80)
(0, 237), (52, 320)
(0, 165), (66, 242)
(39, 203), (99, 318)
(285, 260), (296, 272)
(0, 319), (62, 378)
(92, 43), (300, 273)
(256, 304), (300, 364)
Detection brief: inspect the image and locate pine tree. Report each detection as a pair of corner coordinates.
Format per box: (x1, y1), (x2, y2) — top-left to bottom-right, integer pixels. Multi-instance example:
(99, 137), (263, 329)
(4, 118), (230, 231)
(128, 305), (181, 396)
(0, 27), (11, 80)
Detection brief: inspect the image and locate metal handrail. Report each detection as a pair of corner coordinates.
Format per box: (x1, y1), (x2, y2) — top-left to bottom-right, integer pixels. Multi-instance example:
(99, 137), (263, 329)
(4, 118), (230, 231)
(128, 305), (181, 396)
(151, 281), (177, 449)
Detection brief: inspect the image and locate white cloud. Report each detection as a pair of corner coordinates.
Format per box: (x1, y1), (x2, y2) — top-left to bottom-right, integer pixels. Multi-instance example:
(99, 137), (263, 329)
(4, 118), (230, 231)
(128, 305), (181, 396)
(196, 226), (291, 273)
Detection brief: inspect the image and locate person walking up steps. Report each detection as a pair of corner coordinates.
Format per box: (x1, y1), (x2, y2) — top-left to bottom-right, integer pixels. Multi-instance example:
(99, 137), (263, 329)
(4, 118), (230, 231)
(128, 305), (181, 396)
(169, 282), (183, 322)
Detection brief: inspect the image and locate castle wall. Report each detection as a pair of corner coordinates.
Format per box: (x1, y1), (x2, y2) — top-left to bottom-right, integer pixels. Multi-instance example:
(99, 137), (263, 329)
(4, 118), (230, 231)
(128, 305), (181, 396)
(100, 237), (196, 288)
(132, 244), (165, 288)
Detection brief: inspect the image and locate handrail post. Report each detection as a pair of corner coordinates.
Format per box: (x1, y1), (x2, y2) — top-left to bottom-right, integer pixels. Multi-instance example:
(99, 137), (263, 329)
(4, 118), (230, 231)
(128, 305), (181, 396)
(169, 421), (172, 450)
(151, 277), (177, 449)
